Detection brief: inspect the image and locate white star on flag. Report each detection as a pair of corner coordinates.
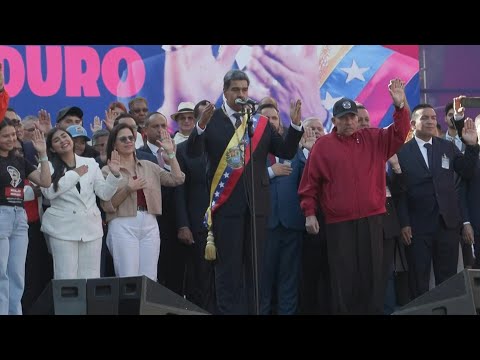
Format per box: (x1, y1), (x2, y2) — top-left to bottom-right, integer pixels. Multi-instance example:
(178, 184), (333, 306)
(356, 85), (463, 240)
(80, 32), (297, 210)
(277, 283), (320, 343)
(322, 92), (343, 110)
(223, 173), (229, 179)
(219, 182), (225, 188)
(214, 191), (220, 198)
(211, 200), (216, 207)
(340, 60), (369, 83)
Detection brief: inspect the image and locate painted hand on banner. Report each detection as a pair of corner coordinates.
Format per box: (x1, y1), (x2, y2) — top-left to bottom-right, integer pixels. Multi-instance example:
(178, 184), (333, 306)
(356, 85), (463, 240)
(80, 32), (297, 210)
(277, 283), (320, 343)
(247, 45), (328, 125)
(160, 45), (241, 120)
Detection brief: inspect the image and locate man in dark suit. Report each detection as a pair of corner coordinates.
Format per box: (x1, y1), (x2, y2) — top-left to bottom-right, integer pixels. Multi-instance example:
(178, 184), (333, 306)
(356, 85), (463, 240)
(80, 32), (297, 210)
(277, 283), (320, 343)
(397, 102), (479, 299)
(139, 112), (185, 296)
(174, 101), (213, 311)
(174, 140), (212, 310)
(187, 69), (303, 315)
(259, 104), (306, 315)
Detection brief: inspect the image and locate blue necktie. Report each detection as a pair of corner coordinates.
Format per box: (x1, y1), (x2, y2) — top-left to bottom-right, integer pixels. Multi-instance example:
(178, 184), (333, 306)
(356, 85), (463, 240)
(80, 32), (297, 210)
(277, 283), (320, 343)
(424, 143), (433, 168)
(233, 112), (242, 129)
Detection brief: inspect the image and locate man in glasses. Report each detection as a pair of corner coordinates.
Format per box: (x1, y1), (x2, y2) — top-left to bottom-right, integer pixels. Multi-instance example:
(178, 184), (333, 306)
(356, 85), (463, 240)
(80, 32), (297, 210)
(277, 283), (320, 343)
(128, 97), (149, 129)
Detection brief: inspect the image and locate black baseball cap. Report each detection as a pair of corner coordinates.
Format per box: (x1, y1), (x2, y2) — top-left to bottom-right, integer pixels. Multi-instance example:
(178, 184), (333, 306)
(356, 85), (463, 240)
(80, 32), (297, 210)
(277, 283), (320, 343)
(332, 98), (358, 118)
(56, 106), (83, 123)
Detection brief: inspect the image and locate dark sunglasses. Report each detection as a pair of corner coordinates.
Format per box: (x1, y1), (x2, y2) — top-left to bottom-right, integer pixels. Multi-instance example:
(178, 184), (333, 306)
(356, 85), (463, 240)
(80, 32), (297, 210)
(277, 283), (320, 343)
(118, 135), (135, 144)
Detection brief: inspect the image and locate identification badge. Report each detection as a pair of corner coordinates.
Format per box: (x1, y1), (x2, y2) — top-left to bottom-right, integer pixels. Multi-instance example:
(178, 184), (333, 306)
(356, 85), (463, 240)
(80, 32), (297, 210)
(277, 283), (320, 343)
(442, 154), (450, 169)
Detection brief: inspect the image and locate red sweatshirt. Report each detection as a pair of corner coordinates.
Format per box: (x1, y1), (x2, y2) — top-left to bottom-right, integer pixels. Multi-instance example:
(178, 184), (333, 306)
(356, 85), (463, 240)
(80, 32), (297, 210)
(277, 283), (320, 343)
(0, 89), (9, 122)
(298, 107), (410, 224)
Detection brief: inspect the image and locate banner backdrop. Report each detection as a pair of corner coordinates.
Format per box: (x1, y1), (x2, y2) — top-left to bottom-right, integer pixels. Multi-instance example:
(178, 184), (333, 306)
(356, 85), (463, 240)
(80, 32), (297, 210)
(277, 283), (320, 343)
(1, 45), (419, 134)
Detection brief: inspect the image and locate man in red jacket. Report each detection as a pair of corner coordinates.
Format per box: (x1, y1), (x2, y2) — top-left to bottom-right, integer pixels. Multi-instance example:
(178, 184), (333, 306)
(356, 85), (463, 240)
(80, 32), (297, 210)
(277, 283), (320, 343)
(298, 78), (410, 314)
(0, 63), (9, 123)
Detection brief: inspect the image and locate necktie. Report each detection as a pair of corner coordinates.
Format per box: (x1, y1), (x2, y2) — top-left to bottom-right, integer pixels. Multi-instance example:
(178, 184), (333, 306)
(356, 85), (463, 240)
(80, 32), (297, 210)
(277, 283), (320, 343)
(268, 153), (276, 167)
(424, 143), (433, 169)
(157, 149), (165, 168)
(233, 112), (242, 129)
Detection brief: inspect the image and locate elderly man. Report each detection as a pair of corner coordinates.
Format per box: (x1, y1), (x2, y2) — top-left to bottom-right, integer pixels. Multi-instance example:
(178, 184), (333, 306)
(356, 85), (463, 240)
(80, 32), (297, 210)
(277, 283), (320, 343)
(298, 79), (410, 314)
(171, 102), (196, 144)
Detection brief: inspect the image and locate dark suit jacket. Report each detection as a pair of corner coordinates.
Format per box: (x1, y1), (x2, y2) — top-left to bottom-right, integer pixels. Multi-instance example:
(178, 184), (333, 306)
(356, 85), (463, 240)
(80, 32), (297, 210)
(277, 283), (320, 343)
(267, 148), (306, 231)
(397, 137), (479, 234)
(383, 170), (406, 239)
(174, 141), (209, 233)
(187, 108), (303, 216)
(136, 148), (157, 163)
(460, 159), (480, 235)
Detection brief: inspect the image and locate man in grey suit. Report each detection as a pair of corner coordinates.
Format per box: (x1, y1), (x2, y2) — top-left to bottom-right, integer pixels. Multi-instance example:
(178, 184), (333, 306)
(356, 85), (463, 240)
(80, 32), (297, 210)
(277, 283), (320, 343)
(397, 103), (479, 299)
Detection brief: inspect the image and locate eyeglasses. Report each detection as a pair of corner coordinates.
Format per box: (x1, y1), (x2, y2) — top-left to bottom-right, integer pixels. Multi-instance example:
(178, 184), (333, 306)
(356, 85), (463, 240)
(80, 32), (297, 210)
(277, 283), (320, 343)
(118, 135), (135, 144)
(132, 108), (148, 114)
(24, 128), (36, 132)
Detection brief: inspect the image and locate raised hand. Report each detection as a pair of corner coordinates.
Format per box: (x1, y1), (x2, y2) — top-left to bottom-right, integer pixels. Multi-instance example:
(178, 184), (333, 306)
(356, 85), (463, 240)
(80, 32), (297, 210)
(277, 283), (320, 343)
(103, 109), (116, 131)
(127, 176), (147, 192)
(74, 164), (89, 177)
(156, 129), (175, 154)
(461, 117), (479, 145)
(388, 78), (406, 107)
(247, 45), (328, 125)
(90, 116), (102, 133)
(197, 102), (215, 128)
(289, 99), (302, 126)
(300, 126), (316, 150)
(31, 128), (47, 156)
(107, 150), (121, 175)
(37, 109), (52, 134)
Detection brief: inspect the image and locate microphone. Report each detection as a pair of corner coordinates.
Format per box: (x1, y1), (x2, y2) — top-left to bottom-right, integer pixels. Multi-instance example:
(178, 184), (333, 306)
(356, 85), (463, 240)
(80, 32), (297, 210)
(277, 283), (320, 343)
(235, 98), (258, 106)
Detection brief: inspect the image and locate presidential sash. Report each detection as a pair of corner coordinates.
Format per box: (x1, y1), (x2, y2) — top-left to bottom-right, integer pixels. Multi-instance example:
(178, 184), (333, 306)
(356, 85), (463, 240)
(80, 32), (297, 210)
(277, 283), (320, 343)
(204, 113), (268, 260)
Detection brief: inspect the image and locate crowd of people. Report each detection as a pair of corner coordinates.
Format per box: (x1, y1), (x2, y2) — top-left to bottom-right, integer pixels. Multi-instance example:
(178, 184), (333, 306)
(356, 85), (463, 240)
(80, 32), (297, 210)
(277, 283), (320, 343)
(1, 61), (479, 315)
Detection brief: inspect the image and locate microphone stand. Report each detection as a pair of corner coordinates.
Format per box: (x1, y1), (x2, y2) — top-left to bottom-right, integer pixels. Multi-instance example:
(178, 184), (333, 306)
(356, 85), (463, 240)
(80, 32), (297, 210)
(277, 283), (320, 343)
(242, 104), (260, 315)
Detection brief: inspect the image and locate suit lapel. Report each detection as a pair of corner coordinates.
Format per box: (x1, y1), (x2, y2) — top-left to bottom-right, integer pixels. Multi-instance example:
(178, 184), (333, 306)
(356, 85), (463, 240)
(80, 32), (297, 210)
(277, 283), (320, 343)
(409, 139), (430, 173)
(75, 155), (88, 205)
(431, 137), (440, 175)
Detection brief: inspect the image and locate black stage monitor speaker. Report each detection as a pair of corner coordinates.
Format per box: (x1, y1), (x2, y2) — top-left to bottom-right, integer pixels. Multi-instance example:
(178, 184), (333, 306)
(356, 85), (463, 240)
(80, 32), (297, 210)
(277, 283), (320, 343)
(393, 269), (480, 315)
(118, 276), (209, 315)
(87, 277), (119, 315)
(29, 279), (87, 315)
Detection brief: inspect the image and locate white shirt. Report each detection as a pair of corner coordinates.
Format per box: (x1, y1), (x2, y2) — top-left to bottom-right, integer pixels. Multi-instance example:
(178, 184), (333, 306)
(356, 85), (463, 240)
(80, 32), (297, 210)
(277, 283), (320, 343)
(173, 132), (189, 145)
(414, 136), (433, 168)
(147, 141), (159, 155)
(135, 132), (144, 149)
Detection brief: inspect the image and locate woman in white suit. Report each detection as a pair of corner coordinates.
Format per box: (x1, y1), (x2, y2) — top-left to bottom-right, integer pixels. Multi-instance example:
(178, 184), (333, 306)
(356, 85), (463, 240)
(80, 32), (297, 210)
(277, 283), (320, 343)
(40, 127), (122, 279)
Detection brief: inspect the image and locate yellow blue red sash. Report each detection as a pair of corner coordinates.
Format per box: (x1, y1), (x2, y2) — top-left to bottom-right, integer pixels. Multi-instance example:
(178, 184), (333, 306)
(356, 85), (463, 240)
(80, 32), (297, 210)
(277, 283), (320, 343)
(204, 113), (268, 230)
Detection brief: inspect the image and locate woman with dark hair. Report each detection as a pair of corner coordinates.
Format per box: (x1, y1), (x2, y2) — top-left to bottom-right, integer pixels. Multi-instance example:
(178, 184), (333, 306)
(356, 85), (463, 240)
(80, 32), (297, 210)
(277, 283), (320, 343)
(40, 128), (122, 280)
(0, 118), (51, 315)
(101, 123), (184, 281)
